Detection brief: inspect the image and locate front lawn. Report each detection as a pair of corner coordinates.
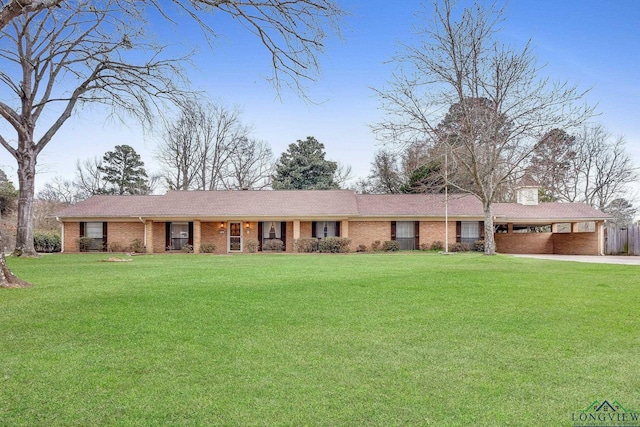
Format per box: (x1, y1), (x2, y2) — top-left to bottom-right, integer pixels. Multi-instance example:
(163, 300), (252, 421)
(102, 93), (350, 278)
(1, 253), (639, 426)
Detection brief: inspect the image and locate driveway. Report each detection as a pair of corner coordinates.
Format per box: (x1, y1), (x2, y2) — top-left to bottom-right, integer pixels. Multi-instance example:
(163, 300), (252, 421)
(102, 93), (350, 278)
(509, 254), (640, 265)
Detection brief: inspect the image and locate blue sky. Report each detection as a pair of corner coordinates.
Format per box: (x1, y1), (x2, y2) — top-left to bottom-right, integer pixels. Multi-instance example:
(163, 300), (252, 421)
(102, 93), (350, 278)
(2, 0), (639, 197)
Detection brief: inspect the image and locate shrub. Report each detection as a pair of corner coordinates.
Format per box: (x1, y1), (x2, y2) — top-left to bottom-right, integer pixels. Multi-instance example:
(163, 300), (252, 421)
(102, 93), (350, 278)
(430, 240), (444, 251)
(370, 240), (382, 251)
(130, 239), (145, 253)
(33, 231), (61, 253)
(356, 244), (368, 253)
(450, 242), (470, 252)
(473, 239), (485, 252)
(181, 244), (194, 253)
(382, 240), (400, 252)
(245, 239), (259, 253)
(318, 237), (351, 253)
(78, 236), (94, 252)
(200, 243), (216, 254)
(263, 239), (284, 251)
(107, 241), (125, 253)
(294, 238), (318, 253)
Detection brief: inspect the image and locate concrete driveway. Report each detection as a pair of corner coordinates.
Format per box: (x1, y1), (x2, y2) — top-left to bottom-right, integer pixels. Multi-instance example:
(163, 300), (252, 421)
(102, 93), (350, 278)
(510, 254), (640, 265)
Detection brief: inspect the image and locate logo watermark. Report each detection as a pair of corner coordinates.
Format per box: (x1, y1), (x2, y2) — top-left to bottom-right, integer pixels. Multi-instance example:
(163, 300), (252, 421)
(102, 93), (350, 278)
(571, 400), (640, 427)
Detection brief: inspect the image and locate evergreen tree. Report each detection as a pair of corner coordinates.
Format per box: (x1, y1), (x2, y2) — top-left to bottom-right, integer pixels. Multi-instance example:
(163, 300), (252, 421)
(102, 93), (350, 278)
(271, 137), (338, 190)
(0, 169), (18, 215)
(98, 145), (150, 195)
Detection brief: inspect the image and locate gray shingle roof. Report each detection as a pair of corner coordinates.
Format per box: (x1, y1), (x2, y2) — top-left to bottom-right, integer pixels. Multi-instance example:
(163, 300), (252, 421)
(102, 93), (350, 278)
(55, 190), (609, 222)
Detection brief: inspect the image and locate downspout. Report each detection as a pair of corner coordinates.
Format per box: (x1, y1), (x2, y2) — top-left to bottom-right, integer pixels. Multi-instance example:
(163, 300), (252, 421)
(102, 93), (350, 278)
(139, 217), (146, 248)
(56, 217), (64, 253)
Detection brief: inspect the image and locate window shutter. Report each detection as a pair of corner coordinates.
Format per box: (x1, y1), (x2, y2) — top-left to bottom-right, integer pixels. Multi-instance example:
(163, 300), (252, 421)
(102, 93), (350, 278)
(456, 221), (461, 243)
(188, 222), (194, 246)
(80, 222), (85, 238)
(165, 222), (171, 250)
(479, 221), (485, 239)
(391, 221), (396, 240)
(258, 222), (263, 251)
(336, 221), (341, 237)
(102, 222), (108, 251)
(280, 222), (287, 251)
(312, 222), (317, 238)
(414, 221), (420, 249)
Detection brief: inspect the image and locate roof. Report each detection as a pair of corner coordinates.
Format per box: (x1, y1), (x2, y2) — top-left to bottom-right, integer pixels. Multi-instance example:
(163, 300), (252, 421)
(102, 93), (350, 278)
(55, 190), (609, 222)
(56, 190), (360, 219)
(356, 193), (483, 217)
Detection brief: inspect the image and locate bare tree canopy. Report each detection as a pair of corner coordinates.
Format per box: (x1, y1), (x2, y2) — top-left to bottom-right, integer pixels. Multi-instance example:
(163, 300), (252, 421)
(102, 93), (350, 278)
(373, 0), (592, 254)
(0, 0), (344, 256)
(529, 124), (638, 210)
(0, 0), (344, 88)
(226, 137), (274, 190)
(156, 101), (269, 190)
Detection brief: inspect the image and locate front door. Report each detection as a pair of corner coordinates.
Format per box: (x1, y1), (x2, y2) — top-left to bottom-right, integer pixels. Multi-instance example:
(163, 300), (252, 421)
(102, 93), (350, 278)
(228, 222), (242, 252)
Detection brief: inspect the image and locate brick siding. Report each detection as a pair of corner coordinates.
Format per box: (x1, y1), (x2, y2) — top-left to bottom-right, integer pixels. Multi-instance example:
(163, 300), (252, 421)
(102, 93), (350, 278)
(495, 233), (554, 254)
(552, 232), (600, 255)
(107, 222), (145, 251)
(348, 221), (391, 250)
(64, 219), (602, 255)
(63, 222), (80, 252)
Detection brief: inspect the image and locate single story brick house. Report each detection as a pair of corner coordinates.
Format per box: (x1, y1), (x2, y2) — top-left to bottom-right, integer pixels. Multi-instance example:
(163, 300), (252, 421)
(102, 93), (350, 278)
(54, 188), (609, 255)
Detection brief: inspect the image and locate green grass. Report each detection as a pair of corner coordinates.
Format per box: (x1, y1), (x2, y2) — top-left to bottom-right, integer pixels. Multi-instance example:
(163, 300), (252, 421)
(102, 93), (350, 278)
(1, 253), (639, 426)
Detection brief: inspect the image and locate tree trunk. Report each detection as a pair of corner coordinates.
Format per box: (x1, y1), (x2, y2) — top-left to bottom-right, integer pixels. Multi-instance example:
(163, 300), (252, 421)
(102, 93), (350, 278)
(0, 213), (32, 288)
(14, 145), (39, 257)
(483, 202), (496, 255)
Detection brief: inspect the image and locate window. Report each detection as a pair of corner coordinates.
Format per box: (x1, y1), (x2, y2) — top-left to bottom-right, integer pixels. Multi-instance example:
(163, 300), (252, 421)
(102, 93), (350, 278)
(262, 222), (282, 240)
(461, 221), (480, 244)
(81, 222), (106, 251)
(259, 222), (286, 251)
(313, 221), (339, 238)
(395, 221), (416, 250)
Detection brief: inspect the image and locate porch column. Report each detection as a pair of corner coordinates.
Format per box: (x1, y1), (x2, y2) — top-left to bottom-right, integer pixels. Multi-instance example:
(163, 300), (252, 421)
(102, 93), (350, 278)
(551, 223), (558, 233)
(507, 223), (513, 233)
(145, 220), (154, 254)
(597, 220), (605, 256)
(193, 220), (201, 253)
(572, 222), (580, 233)
(341, 220), (349, 238)
(293, 220), (301, 239)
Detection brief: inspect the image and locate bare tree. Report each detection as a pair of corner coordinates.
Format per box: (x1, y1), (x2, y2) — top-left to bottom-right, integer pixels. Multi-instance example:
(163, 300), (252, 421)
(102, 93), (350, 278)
(367, 150), (403, 194)
(37, 176), (78, 204)
(0, 3), (187, 255)
(563, 125), (638, 210)
(157, 102), (250, 190)
(0, 0), (59, 29)
(225, 137), (274, 190)
(333, 162), (353, 189)
(156, 104), (203, 190)
(73, 157), (108, 201)
(1, 1), (343, 92)
(0, 0), (344, 257)
(373, 0), (592, 254)
(198, 104), (246, 190)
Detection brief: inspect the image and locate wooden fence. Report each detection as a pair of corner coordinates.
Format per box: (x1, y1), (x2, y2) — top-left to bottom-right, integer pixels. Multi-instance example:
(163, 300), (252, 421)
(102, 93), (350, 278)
(605, 225), (640, 255)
